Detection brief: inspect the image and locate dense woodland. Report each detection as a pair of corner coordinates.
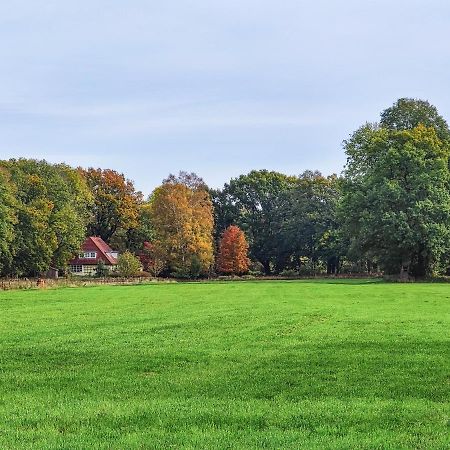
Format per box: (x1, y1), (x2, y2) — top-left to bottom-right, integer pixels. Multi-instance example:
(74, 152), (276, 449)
(1, 98), (450, 279)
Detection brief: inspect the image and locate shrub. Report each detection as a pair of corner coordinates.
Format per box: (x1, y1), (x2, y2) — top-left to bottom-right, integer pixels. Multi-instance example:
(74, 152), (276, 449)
(117, 251), (142, 278)
(95, 259), (109, 277)
(249, 260), (264, 275)
(248, 270), (263, 277)
(279, 269), (299, 278)
(171, 255), (203, 279)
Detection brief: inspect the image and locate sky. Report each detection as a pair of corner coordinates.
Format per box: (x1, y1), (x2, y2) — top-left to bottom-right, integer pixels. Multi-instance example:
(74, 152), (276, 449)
(1, 0), (450, 195)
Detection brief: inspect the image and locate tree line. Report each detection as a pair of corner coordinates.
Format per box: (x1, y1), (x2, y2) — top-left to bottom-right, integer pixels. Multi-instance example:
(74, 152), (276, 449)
(1, 97), (449, 279)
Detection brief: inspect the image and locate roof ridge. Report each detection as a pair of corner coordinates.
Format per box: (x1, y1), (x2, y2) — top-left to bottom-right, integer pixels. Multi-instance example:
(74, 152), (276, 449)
(86, 236), (116, 263)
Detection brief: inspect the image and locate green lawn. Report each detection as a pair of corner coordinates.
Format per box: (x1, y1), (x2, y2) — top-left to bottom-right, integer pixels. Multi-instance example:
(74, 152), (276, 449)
(0, 280), (449, 449)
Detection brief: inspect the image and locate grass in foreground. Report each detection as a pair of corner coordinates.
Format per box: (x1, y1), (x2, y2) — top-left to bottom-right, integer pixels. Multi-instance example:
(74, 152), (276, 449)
(0, 280), (449, 449)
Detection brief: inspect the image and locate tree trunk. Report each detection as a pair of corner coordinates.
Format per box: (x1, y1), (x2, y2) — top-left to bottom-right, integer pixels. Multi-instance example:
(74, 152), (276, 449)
(399, 264), (410, 281)
(327, 256), (338, 275)
(415, 251), (427, 279)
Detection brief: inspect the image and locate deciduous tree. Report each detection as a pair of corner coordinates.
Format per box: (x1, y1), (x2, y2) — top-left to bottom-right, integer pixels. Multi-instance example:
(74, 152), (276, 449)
(0, 168), (17, 274)
(81, 168), (142, 242)
(117, 251), (142, 277)
(217, 225), (250, 275)
(110, 201), (154, 253)
(139, 241), (166, 277)
(381, 98), (450, 142)
(0, 159), (92, 276)
(150, 172), (214, 278)
(277, 171), (342, 274)
(341, 123), (450, 277)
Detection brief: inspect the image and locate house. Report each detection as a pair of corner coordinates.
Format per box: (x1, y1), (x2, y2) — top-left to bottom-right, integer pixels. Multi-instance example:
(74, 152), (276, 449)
(68, 236), (119, 276)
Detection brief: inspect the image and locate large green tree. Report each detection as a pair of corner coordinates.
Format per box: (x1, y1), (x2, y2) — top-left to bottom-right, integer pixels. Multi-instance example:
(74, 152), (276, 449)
(0, 168), (17, 273)
(0, 159), (92, 276)
(277, 171), (342, 274)
(341, 124), (450, 277)
(380, 98), (450, 142)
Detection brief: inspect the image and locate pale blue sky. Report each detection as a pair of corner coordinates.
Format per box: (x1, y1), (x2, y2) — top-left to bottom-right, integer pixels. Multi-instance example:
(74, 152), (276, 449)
(1, 1), (450, 194)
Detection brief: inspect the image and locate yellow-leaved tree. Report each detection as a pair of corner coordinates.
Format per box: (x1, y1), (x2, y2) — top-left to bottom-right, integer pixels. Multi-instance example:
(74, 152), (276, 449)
(150, 172), (214, 278)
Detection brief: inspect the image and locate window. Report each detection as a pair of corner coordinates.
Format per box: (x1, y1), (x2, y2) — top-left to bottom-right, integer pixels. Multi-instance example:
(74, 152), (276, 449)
(71, 265), (82, 273)
(84, 266), (96, 275)
(80, 252), (97, 259)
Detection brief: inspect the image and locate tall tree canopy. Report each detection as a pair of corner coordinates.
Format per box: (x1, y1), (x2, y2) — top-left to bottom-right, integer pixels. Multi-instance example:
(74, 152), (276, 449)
(0, 159), (92, 276)
(150, 172), (214, 277)
(81, 168), (142, 243)
(110, 201), (154, 253)
(380, 98), (450, 142)
(341, 123), (450, 277)
(276, 171), (342, 274)
(0, 168), (17, 273)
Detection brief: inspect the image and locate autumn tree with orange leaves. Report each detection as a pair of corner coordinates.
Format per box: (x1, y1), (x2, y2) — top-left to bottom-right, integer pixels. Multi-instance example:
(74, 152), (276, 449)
(217, 225), (250, 275)
(80, 168), (142, 243)
(150, 172), (214, 278)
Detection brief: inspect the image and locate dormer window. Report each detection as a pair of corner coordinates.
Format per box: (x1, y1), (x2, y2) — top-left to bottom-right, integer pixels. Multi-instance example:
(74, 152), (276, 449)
(79, 251), (97, 259)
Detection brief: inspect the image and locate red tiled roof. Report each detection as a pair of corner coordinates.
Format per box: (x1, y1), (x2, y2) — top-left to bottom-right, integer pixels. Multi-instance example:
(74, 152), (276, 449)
(69, 236), (118, 266)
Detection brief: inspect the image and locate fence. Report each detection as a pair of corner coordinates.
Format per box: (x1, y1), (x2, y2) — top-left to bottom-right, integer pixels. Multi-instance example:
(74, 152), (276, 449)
(0, 277), (159, 291)
(0, 273), (385, 291)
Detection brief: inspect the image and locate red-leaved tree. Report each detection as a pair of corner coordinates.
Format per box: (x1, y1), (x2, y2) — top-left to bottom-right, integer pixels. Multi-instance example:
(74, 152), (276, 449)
(217, 225), (250, 275)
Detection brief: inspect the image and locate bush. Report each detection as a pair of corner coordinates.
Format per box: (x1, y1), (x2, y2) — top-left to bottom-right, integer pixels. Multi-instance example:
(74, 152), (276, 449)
(171, 255), (204, 279)
(241, 274), (256, 280)
(117, 251), (142, 278)
(248, 270), (263, 277)
(95, 259), (109, 278)
(298, 265), (315, 276)
(171, 266), (191, 279)
(249, 260), (264, 274)
(139, 271), (152, 278)
(279, 269), (299, 278)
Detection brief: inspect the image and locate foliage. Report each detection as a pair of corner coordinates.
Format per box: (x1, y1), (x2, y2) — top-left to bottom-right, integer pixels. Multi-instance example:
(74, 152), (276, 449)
(0, 168), (17, 273)
(275, 171), (343, 274)
(138, 241), (166, 277)
(341, 124), (450, 277)
(0, 159), (92, 276)
(110, 201), (154, 253)
(163, 171), (207, 190)
(150, 172), (214, 277)
(117, 251), (142, 277)
(216, 225), (250, 275)
(95, 259), (109, 277)
(81, 168), (142, 243)
(279, 268), (299, 277)
(380, 97), (450, 142)
(212, 170), (297, 274)
(189, 254), (202, 279)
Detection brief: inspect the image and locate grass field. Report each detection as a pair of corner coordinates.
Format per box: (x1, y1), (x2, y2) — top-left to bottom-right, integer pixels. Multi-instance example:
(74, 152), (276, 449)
(0, 280), (449, 449)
